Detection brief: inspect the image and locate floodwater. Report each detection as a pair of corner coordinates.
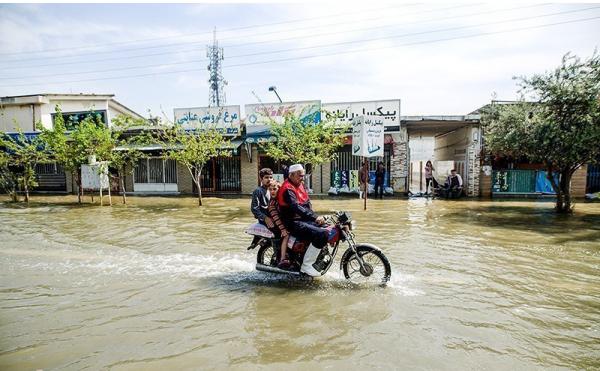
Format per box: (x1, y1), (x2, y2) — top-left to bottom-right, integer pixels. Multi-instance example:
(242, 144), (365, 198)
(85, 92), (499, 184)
(1, 195), (599, 370)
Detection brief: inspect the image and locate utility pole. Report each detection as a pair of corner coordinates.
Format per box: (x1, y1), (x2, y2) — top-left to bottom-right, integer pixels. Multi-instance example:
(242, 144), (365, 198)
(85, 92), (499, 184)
(207, 28), (227, 107)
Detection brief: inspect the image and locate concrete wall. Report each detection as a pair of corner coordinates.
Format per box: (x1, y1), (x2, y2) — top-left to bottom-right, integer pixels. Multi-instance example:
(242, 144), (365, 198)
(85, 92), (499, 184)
(0, 105), (37, 131)
(1, 98), (122, 132)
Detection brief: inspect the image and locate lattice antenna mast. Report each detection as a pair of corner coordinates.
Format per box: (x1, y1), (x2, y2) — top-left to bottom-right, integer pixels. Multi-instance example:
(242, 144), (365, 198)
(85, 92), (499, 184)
(207, 28), (227, 107)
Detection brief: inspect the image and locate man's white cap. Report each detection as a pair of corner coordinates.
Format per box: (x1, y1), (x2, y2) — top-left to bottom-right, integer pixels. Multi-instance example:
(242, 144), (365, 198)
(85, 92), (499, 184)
(288, 164), (304, 173)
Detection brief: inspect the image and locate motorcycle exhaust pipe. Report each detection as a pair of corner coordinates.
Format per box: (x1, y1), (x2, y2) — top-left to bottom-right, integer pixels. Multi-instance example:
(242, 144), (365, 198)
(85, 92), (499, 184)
(256, 263), (301, 276)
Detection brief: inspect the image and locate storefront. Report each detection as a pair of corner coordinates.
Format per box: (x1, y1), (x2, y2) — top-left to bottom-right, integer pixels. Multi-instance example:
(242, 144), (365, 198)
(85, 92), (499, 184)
(193, 155), (242, 193)
(133, 157), (178, 192)
(330, 143), (393, 191)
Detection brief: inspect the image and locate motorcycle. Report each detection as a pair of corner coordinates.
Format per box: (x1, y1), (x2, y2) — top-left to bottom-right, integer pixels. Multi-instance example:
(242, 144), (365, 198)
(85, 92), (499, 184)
(245, 211), (392, 285)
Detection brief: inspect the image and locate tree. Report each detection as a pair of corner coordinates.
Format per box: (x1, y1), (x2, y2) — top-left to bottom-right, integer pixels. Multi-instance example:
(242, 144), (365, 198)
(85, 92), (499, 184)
(482, 51), (600, 213)
(108, 115), (152, 204)
(40, 106), (114, 203)
(260, 111), (347, 186)
(163, 126), (230, 206)
(0, 131), (49, 203)
(0, 143), (18, 201)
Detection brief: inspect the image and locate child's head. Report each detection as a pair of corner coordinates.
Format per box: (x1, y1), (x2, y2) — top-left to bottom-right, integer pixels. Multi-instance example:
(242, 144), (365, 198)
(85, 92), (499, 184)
(268, 179), (280, 198)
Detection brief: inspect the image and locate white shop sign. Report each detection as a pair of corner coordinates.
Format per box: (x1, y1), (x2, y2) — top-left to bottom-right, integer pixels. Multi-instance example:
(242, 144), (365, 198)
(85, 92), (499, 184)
(352, 116), (385, 157)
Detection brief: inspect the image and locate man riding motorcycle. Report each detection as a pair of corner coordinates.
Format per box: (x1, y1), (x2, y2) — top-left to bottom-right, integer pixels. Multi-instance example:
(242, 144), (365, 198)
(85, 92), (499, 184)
(277, 163), (329, 276)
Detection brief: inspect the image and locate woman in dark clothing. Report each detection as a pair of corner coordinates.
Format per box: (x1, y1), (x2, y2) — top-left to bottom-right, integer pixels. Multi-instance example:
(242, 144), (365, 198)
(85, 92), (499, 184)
(375, 162), (385, 199)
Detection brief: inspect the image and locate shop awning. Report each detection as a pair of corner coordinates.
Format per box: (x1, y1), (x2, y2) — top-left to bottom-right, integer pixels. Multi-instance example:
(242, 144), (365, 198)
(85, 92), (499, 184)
(114, 139), (242, 152)
(224, 139), (244, 149)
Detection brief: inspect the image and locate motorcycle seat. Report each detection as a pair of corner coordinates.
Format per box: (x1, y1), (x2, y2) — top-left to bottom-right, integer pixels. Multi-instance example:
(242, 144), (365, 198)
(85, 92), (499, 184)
(245, 223), (275, 238)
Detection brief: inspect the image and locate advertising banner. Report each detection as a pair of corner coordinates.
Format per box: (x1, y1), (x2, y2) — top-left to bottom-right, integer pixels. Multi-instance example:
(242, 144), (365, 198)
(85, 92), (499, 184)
(174, 105), (241, 136)
(352, 116), (385, 157)
(323, 99), (400, 131)
(244, 100), (321, 138)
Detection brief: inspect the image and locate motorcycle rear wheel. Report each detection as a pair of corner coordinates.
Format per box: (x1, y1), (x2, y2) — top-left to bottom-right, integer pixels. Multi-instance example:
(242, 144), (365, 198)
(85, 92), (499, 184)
(342, 245), (391, 285)
(257, 242), (278, 267)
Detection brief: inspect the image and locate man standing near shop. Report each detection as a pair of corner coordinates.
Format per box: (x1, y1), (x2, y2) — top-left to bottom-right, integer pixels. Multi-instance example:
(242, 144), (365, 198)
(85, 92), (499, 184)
(278, 164), (328, 276)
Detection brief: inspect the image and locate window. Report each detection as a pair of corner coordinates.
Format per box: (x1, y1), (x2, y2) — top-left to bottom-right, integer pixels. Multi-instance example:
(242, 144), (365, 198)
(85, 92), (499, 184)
(135, 158), (177, 184)
(51, 110), (107, 131)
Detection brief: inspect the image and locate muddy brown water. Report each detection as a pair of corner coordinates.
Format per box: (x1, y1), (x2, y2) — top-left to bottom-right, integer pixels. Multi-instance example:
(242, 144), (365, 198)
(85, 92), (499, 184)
(1, 196), (599, 370)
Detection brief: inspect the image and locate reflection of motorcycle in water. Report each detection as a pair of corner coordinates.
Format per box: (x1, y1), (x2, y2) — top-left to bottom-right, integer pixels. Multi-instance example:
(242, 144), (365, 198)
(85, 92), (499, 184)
(246, 211), (392, 285)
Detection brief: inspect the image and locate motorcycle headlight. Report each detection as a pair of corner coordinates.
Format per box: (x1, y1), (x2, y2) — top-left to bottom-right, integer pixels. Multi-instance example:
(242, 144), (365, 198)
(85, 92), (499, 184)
(350, 220), (357, 230)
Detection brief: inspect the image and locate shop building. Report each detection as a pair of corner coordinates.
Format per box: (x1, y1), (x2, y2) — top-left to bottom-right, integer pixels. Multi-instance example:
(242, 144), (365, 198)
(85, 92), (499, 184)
(1, 93), (144, 193)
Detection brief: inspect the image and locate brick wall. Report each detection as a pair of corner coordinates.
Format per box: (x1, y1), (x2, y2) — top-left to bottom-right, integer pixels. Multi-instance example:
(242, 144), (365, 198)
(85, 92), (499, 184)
(241, 144), (259, 194)
(571, 164), (587, 198)
(124, 165), (134, 192)
(321, 162), (331, 193)
(390, 130), (408, 192)
(65, 170), (74, 193)
(177, 162), (193, 194)
(467, 137), (481, 197)
(480, 171), (492, 198)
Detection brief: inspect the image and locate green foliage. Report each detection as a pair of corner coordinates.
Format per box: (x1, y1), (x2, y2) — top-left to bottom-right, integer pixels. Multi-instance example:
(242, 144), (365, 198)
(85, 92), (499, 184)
(106, 115), (154, 204)
(40, 105), (115, 203)
(260, 111), (347, 167)
(41, 105), (114, 169)
(163, 126), (230, 206)
(0, 131), (50, 202)
(482, 51), (600, 212)
(109, 115), (152, 175)
(0, 145), (17, 200)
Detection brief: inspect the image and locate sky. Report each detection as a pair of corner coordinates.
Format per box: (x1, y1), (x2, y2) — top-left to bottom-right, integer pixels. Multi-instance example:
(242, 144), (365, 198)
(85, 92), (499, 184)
(0, 2), (599, 118)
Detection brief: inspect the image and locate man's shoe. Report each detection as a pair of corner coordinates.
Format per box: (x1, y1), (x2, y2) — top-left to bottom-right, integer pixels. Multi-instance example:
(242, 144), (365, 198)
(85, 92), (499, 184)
(301, 244), (322, 277)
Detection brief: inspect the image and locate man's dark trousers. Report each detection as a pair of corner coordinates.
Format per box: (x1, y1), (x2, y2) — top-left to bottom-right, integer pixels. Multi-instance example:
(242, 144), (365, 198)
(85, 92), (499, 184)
(290, 220), (328, 249)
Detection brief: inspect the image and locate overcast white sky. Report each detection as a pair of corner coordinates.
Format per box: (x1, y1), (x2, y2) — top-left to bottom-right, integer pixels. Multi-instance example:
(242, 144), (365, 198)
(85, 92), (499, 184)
(1, 2), (599, 117)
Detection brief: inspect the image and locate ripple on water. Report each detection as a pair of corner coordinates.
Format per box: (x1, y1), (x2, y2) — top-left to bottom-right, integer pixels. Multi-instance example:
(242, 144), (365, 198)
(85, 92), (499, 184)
(1, 197), (599, 370)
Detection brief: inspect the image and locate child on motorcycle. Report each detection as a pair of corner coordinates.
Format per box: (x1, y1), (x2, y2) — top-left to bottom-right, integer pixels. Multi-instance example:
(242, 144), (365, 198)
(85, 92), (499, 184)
(267, 179), (291, 270)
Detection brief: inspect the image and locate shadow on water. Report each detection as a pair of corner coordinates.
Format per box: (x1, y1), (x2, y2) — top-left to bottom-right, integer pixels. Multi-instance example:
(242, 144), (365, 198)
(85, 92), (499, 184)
(199, 270), (391, 293)
(441, 203), (600, 244)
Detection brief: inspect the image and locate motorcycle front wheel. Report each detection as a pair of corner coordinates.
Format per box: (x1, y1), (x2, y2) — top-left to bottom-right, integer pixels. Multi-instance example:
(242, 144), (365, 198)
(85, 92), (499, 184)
(257, 242), (278, 267)
(342, 245), (391, 285)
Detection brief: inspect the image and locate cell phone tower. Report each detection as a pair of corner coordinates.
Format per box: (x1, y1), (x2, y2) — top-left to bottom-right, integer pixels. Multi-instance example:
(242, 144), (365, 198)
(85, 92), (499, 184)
(207, 28), (227, 107)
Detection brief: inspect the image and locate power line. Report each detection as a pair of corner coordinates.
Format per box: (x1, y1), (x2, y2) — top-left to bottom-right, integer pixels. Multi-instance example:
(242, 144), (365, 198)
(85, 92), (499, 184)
(221, 3), (549, 49)
(0, 3), (539, 71)
(3, 6), (598, 81)
(0, 4), (422, 57)
(223, 15), (600, 68)
(0, 4), (486, 71)
(0, 4), (471, 64)
(1, 15), (598, 89)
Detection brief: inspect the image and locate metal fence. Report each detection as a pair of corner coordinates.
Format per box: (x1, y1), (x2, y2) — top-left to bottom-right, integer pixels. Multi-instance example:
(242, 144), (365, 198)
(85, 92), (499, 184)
(34, 163), (66, 192)
(492, 170), (536, 193)
(196, 156), (241, 192)
(588, 164), (600, 193)
(135, 158), (177, 184)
